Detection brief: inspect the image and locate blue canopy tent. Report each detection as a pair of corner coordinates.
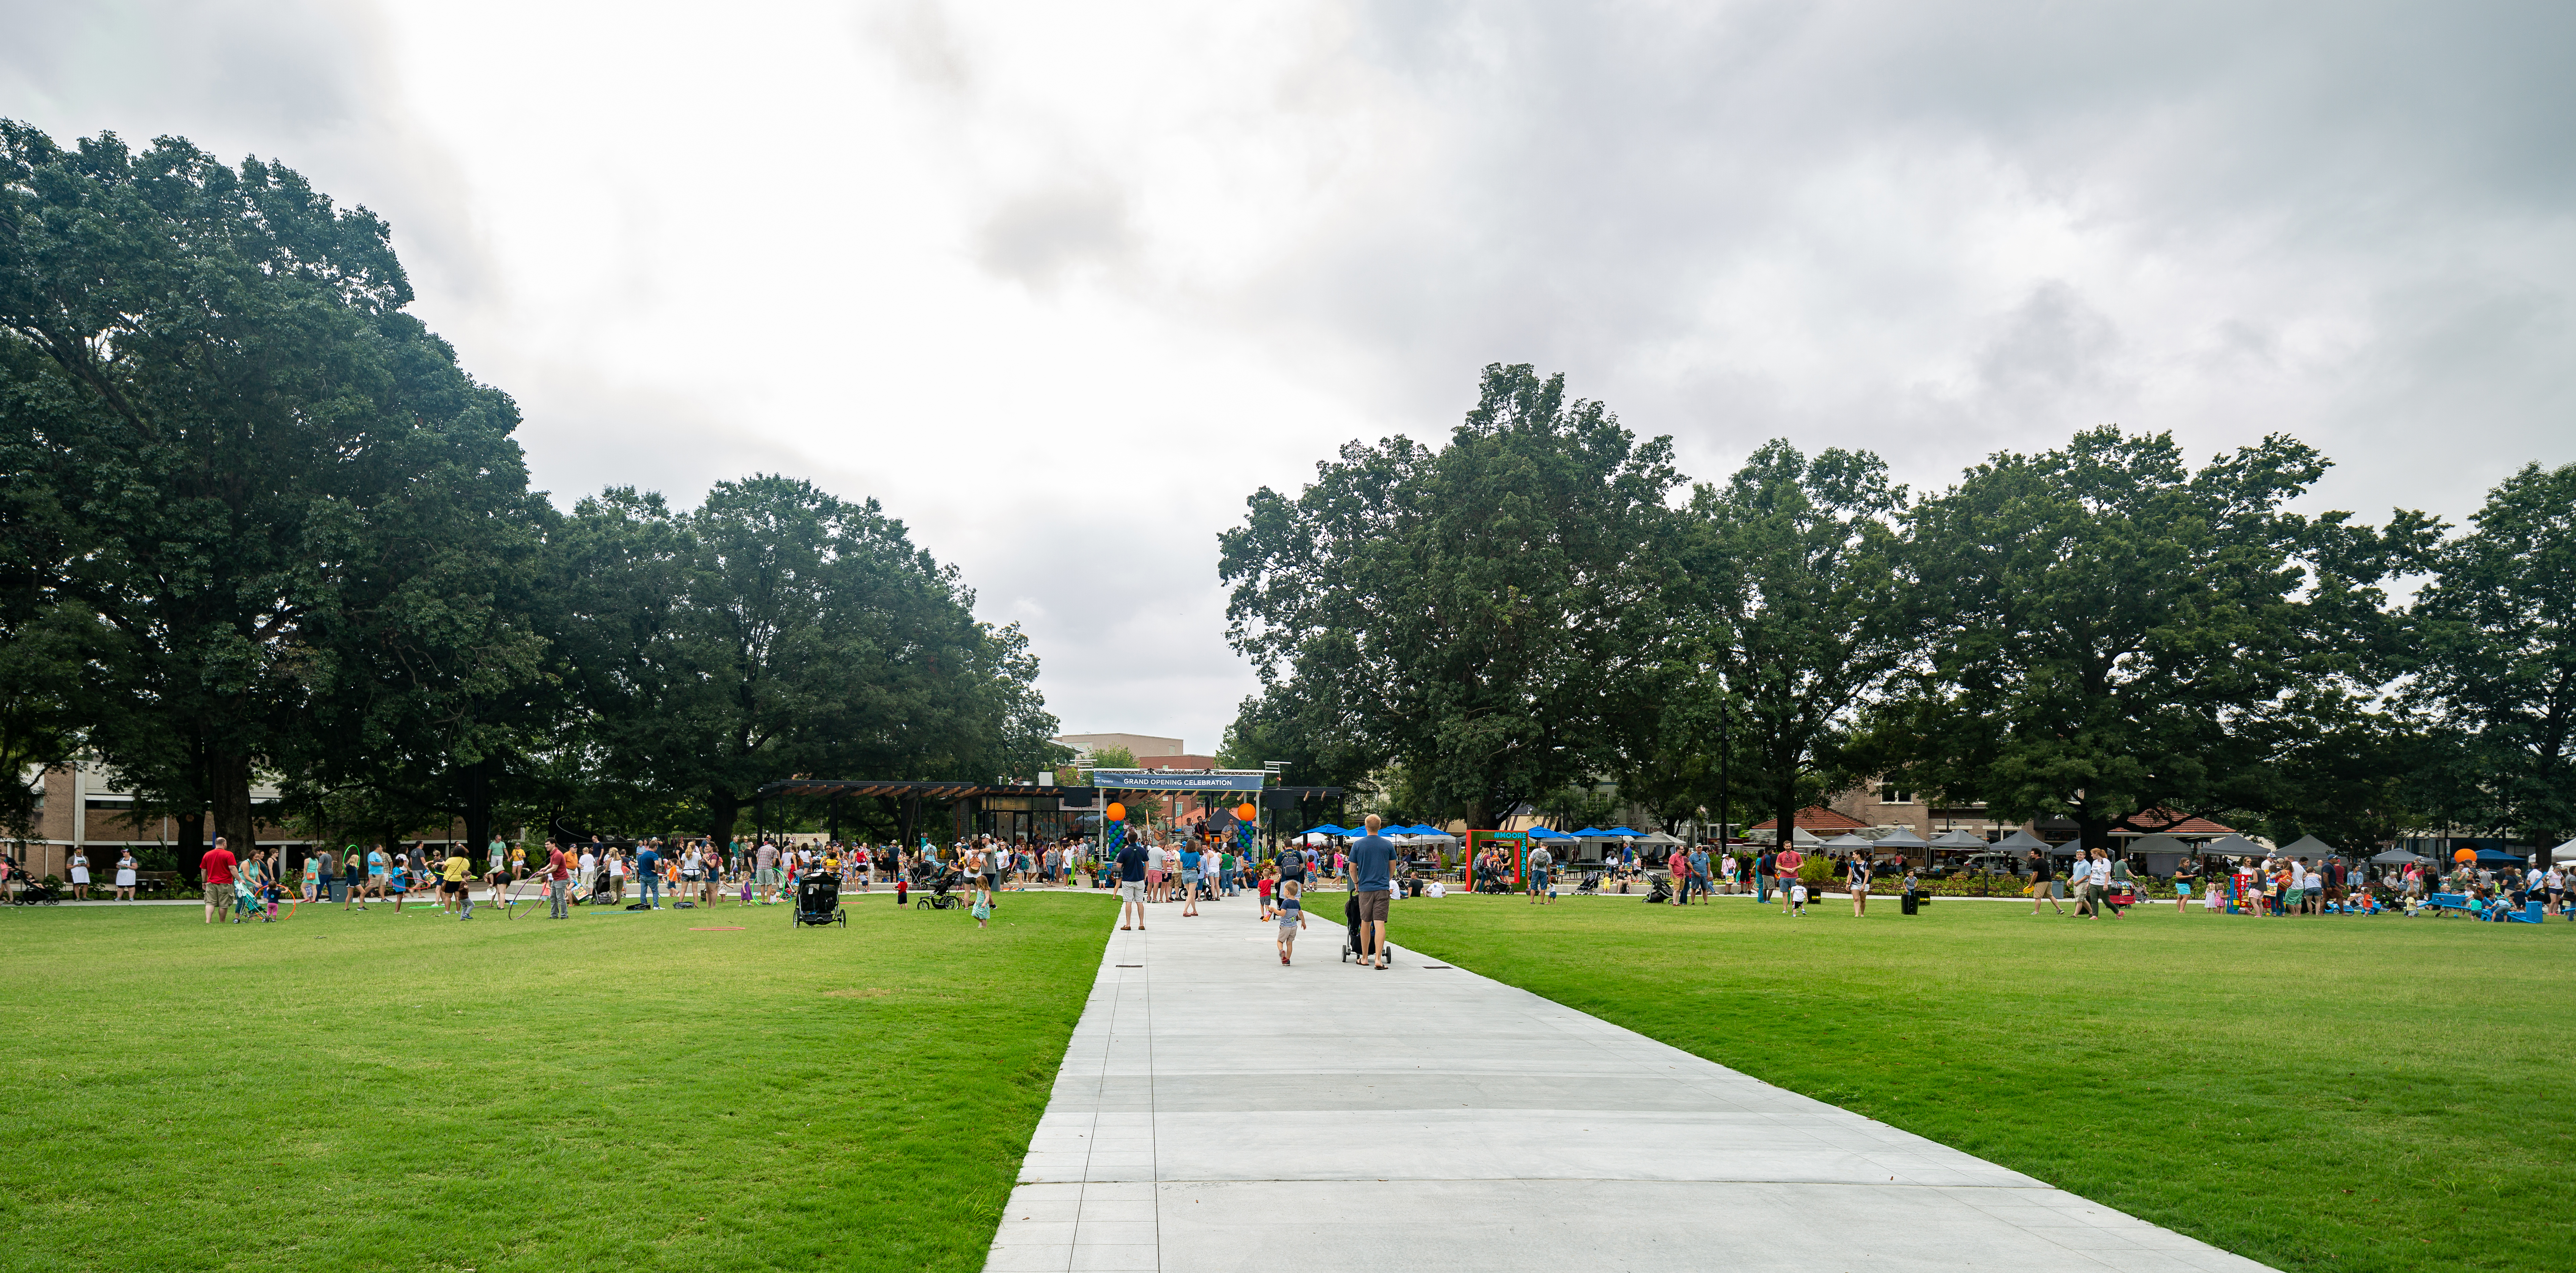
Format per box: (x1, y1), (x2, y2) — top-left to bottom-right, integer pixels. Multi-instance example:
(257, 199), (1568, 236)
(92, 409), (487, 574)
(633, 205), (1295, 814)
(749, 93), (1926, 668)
(1603, 827), (1645, 837)
(1300, 824), (1349, 837)
(1570, 827), (1609, 838)
(2474, 848), (2527, 865)
(1525, 826), (1573, 840)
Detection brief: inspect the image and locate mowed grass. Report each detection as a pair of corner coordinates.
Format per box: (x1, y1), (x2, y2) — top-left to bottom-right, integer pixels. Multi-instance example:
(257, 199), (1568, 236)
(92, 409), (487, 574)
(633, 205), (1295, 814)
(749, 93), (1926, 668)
(1393, 892), (2576, 1273)
(0, 889), (1116, 1272)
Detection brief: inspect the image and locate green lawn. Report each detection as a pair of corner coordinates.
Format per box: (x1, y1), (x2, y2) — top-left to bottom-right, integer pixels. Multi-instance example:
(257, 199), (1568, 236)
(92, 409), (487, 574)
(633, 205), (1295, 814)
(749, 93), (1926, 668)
(0, 889), (1116, 1272)
(1393, 892), (2576, 1273)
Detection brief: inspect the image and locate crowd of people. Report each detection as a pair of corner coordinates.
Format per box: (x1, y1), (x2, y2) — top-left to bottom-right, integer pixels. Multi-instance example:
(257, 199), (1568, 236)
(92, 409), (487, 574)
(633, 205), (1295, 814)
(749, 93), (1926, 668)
(1455, 837), (2574, 923)
(27, 817), (2559, 932)
(164, 826), (1310, 925)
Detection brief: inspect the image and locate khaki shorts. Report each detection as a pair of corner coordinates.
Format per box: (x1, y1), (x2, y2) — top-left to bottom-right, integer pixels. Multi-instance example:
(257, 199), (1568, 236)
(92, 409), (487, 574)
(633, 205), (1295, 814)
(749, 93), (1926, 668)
(1354, 890), (1391, 924)
(205, 881), (230, 909)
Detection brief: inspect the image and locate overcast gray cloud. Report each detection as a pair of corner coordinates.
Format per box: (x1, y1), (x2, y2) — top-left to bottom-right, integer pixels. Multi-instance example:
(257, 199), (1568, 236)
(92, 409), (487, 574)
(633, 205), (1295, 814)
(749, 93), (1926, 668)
(7, 0), (2571, 757)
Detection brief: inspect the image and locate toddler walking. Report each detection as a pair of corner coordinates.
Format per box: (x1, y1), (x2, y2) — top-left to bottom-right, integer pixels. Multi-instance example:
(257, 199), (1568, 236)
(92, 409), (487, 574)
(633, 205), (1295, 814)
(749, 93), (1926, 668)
(1789, 880), (1808, 916)
(1276, 877), (1306, 964)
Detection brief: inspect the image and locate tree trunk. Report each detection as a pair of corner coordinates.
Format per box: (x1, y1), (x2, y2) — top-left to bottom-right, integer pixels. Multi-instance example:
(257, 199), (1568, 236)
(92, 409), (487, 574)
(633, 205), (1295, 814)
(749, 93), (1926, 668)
(708, 789), (741, 853)
(172, 805), (205, 882)
(458, 756), (493, 858)
(1775, 784), (1799, 864)
(208, 751), (255, 862)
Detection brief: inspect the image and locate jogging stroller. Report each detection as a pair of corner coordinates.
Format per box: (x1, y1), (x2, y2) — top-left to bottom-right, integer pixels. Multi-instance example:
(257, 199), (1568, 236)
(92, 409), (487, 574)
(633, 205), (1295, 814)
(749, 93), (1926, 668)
(793, 874), (846, 927)
(916, 868), (967, 911)
(584, 869), (617, 907)
(1644, 876), (1673, 905)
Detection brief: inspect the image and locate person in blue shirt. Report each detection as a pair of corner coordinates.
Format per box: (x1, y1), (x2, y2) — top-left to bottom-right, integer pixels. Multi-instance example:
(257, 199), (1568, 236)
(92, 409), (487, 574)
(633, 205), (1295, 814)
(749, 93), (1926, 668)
(1349, 814), (1397, 968)
(1180, 844), (1202, 917)
(635, 841), (662, 909)
(1117, 836), (1149, 930)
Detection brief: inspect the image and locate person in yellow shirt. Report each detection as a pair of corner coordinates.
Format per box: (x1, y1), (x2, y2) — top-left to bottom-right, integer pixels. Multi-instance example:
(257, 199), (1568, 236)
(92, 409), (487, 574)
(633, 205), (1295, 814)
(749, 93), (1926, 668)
(442, 849), (474, 919)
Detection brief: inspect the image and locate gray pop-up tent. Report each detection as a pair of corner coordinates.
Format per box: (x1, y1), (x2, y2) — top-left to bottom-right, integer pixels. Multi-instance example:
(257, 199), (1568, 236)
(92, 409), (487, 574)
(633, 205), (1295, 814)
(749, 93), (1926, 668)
(1929, 829), (1989, 849)
(2201, 833), (2269, 859)
(2370, 848), (2431, 865)
(1820, 833), (1875, 851)
(1870, 826), (1932, 863)
(2277, 834), (2338, 859)
(1995, 829), (2054, 852)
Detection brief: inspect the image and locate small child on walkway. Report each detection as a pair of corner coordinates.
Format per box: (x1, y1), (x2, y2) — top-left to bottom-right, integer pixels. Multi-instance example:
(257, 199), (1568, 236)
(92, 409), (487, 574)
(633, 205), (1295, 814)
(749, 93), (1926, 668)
(1789, 881), (1808, 916)
(1276, 878), (1305, 964)
(1258, 868), (1275, 921)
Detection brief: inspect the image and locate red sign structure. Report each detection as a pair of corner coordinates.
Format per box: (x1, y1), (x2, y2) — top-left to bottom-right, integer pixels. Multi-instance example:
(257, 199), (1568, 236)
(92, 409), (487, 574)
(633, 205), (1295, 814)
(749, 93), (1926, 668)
(1463, 830), (1528, 890)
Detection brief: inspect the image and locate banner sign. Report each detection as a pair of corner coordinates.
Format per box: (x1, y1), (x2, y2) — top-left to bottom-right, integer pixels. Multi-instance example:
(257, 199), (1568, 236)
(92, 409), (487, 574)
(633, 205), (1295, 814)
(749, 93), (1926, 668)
(1089, 770), (1266, 793)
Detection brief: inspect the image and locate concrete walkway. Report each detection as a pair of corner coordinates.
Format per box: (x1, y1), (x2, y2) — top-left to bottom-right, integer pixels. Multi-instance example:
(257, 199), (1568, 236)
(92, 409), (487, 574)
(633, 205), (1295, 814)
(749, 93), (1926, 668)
(986, 888), (2267, 1273)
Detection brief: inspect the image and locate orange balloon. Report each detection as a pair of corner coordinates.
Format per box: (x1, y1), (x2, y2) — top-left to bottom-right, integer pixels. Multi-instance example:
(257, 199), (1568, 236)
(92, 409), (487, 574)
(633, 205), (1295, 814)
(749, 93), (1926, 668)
(2452, 847), (2474, 862)
(1106, 802), (1126, 823)
(1236, 802), (1259, 822)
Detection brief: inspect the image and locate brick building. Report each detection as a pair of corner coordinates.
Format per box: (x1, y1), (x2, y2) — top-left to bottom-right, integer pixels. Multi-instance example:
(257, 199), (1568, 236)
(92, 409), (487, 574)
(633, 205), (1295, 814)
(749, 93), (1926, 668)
(8, 760), (466, 882)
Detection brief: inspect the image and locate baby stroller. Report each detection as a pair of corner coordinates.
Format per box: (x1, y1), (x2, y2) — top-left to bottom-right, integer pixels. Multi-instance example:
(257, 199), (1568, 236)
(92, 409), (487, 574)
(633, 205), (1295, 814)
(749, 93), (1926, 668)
(916, 868), (967, 911)
(793, 874), (846, 927)
(585, 870), (618, 908)
(1575, 870), (1603, 896)
(1644, 876), (1673, 905)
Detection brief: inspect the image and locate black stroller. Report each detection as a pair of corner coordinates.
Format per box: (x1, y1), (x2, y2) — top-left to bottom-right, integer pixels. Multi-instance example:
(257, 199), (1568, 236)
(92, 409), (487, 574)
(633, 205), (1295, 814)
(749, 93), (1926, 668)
(1575, 870), (1603, 895)
(584, 868), (618, 907)
(1644, 876), (1673, 905)
(1338, 895), (1393, 964)
(794, 874), (846, 927)
(916, 868), (968, 911)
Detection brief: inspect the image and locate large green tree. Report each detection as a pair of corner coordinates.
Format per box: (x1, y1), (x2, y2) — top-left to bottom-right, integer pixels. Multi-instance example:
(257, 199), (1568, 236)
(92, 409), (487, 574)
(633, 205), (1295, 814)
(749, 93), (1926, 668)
(548, 476), (1055, 846)
(1, 123), (544, 858)
(2405, 461), (2576, 849)
(1891, 427), (2433, 851)
(1669, 441), (1919, 850)
(1219, 364), (1681, 829)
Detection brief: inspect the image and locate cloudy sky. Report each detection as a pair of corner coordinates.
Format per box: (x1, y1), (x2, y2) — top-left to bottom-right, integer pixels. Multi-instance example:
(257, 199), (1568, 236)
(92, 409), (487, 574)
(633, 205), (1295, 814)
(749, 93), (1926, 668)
(7, 1), (2571, 757)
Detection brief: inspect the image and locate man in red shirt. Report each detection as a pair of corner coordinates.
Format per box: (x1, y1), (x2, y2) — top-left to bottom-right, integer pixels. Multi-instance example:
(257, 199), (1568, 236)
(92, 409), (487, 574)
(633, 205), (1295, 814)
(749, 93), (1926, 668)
(201, 836), (239, 925)
(545, 843), (572, 919)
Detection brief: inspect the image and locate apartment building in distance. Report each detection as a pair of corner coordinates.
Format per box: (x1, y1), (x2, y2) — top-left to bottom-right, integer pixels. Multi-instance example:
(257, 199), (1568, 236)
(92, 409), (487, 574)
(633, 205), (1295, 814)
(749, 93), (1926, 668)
(1051, 733), (1186, 761)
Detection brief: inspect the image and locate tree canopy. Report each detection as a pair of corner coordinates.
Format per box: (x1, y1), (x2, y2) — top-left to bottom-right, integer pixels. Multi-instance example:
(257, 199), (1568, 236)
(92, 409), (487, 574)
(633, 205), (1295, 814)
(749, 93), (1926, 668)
(2404, 461), (2576, 846)
(1672, 440), (1920, 848)
(1888, 427), (2433, 849)
(1219, 364), (1681, 829)
(2, 122), (1055, 853)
